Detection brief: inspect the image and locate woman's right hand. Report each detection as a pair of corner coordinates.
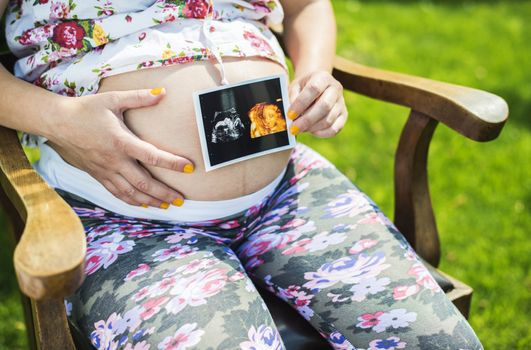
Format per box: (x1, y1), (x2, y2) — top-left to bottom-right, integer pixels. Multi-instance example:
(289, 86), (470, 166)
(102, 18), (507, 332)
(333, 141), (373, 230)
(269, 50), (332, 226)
(47, 88), (193, 208)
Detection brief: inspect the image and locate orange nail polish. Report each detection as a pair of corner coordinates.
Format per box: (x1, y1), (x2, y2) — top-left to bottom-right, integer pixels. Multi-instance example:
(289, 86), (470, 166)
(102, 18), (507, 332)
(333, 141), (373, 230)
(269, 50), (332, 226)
(160, 202), (170, 209)
(150, 87), (164, 96)
(140, 203), (149, 208)
(290, 125), (300, 136)
(287, 110), (297, 120)
(172, 198), (184, 207)
(183, 164), (194, 173)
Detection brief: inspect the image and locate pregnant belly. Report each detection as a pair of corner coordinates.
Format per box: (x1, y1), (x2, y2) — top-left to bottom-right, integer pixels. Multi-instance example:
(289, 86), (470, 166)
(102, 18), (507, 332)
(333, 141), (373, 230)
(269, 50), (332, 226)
(98, 56), (292, 200)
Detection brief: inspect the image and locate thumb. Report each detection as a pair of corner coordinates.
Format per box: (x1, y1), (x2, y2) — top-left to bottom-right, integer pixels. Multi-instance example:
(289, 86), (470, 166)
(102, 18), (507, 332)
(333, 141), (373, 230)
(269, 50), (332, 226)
(288, 80), (302, 121)
(288, 80), (301, 105)
(104, 88), (166, 112)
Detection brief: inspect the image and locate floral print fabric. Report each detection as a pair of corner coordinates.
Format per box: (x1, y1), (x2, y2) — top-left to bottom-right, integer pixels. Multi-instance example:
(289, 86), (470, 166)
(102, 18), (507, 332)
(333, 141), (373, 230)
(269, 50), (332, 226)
(58, 143), (483, 349)
(5, 0), (288, 146)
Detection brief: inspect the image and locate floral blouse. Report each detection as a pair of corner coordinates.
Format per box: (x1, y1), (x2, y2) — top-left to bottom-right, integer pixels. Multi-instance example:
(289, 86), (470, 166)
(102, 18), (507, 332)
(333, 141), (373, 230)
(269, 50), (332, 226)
(5, 0), (288, 146)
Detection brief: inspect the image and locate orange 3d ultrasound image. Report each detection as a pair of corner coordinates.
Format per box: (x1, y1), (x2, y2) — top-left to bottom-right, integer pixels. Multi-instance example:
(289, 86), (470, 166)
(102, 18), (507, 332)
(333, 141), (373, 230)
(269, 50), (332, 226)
(248, 102), (287, 138)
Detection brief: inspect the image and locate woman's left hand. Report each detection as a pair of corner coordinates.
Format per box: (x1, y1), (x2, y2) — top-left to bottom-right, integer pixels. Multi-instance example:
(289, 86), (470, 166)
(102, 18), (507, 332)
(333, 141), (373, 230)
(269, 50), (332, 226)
(287, 70), (348, 138)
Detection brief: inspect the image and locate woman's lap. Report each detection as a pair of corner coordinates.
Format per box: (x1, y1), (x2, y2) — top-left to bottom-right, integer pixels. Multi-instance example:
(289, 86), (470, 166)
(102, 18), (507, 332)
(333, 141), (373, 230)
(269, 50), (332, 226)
(60, 143), (482, 350)
(63, 211), (283, 349)
(234, 145), (482, 349)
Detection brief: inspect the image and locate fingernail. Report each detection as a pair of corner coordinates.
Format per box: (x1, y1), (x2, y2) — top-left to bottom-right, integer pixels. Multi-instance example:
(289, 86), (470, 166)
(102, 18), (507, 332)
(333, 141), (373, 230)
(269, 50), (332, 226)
(183, 164), (194, 173)
(140, 203), (149, 208)
(290, 125), (300, 136)
(160, 202), (170, 209)
(172, 198), (184, 207)
(287, 110), (297, 120)
(150, 87), (165, 96)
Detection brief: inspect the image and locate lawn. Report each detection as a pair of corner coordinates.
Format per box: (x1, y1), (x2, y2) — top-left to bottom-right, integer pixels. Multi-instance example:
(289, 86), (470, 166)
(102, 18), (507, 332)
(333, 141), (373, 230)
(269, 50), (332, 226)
(1, 0), (530, 349)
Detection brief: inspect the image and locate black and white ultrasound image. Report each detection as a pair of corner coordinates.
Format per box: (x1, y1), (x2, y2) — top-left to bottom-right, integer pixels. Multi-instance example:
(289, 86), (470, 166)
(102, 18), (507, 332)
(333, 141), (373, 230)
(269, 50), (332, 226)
(210, 107), (245, 144)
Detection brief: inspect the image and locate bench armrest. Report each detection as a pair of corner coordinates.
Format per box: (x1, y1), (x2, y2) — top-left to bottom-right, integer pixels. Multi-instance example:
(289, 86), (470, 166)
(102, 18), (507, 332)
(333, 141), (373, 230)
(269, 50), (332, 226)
(0, 126), (86, 300)
(330, 55), (508, 266)
(332, 56), (508, 141)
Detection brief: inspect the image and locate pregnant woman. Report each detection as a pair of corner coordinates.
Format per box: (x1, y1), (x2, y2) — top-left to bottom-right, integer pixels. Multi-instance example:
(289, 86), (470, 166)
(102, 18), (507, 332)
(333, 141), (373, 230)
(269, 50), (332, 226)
(1, 0), (483, 349)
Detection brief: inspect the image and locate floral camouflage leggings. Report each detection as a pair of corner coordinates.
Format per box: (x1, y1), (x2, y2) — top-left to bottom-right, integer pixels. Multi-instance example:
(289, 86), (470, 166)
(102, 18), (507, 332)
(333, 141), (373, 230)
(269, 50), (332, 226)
(59, 143), (482, 350)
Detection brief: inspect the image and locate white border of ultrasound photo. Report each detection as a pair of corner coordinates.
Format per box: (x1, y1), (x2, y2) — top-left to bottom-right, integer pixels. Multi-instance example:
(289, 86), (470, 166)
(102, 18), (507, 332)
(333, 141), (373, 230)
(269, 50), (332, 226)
(192, 74), (296, 172)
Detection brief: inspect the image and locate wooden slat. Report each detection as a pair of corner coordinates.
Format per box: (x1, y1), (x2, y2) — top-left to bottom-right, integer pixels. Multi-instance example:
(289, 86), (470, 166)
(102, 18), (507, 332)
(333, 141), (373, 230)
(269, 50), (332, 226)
(394, 110), (441, 267)
(32, 299), (76, 350)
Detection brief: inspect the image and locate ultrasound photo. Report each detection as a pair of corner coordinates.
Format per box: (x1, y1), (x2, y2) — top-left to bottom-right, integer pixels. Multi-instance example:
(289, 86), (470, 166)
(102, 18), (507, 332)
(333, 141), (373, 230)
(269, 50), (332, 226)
(193, 74), (296, 172)
(210, 107), (245, 144)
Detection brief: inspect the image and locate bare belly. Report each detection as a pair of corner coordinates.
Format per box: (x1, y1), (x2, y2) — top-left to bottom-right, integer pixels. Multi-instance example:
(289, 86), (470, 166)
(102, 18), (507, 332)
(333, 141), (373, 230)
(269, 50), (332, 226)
(98, 56), (292, 200)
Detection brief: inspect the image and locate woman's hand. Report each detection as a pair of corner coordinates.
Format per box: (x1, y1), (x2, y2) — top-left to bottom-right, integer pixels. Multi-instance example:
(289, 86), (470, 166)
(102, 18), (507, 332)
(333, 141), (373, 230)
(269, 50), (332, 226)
(287, 70), (348, 138)
(47, 88), (193, 208)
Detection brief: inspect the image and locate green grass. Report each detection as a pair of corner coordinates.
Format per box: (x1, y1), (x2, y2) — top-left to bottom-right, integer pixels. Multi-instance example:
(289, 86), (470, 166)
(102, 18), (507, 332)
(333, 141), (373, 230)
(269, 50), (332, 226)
(1, 1), (530, 348)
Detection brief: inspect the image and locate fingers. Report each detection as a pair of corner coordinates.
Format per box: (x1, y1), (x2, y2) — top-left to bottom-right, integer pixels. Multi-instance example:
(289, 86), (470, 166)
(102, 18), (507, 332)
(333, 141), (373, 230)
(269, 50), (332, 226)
(102, 168), (184, 208)
(96, 151), (187, 208)
(307, 101), (342, 134)
(122, 161), (184, 206)
(102, 88), (166, 113)
(287, 71), (347, 137)
(115, 132), (194, 173)
(288, 71), (333, 120)
(102, 174), (163, 207)
(291, 85), (339, 133)
(310, 101), (348, 138)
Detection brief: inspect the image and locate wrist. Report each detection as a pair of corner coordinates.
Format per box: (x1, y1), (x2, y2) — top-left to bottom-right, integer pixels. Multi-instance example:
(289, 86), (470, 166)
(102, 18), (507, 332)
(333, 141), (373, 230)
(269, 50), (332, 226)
(293, 63), (333, 80)
(40, 95), (77, 142)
